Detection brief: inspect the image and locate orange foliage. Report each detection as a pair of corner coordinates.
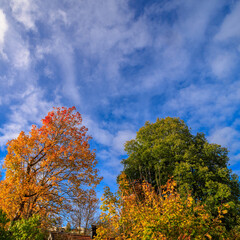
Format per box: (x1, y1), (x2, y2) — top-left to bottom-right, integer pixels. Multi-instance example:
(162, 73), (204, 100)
(0, 107), (102, 224)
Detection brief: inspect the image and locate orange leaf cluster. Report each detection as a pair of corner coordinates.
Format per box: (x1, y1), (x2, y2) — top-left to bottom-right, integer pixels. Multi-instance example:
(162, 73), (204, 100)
(0, 107), (102, 225)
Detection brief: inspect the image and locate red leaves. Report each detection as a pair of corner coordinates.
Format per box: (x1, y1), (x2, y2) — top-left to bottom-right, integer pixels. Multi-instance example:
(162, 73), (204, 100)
(0, 106), (102, 224)
(41, 115), (51, 125)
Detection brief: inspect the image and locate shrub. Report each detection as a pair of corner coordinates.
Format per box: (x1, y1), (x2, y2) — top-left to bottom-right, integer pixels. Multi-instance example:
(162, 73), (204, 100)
(9, 215), (45, 240)
(96, 174), (231, 239)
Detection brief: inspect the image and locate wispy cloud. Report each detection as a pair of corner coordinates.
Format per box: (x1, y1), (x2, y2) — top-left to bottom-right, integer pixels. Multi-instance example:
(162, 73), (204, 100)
(209, 127), (239, 149)
(0, 86), (60, 147)
(215, 1), (240, 41)
(10, 0), (38, 30)
(0, 9), (8, 57)
(210, 51), (237, 79)
(0, 0), (240, 186)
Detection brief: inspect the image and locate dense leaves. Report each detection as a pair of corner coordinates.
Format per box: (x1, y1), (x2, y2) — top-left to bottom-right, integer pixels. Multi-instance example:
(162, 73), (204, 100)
(121, 117), (240, 229)
(96, 173), (232, 239)
(0, 210), (45, 240)
(9, 215), (45, 240)
(0, 107), (102, 225)
(0, 209), (11, 240)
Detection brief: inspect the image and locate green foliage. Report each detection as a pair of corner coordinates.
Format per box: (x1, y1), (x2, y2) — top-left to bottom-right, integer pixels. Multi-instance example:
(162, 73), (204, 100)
(121, 117), (240, 230)
(9, 215), (44, 240)
(0, 209), (11, 240)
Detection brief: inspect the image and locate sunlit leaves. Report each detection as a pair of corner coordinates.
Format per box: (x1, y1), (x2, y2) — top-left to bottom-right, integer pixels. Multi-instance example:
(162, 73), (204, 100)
(96, 174), (230, 239)
(0, 107), (102, 225)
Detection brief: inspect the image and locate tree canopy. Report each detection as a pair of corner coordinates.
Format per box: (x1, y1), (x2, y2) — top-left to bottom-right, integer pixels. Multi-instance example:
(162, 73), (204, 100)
(0, 107), (102, 225)
(121, 117), (240, 229)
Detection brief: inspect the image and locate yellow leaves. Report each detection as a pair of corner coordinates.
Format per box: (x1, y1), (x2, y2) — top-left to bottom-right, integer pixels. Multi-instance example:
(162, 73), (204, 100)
(187, 196), (193, 207)
(222, 210), (228, 214)
(205, 233), (212, 239)
(97, 175), (228, 240)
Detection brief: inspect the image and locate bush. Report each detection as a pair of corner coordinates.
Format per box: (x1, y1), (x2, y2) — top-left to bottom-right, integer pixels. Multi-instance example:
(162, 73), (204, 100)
(9, 215), (45, 240)
(96, 174), (233, 239)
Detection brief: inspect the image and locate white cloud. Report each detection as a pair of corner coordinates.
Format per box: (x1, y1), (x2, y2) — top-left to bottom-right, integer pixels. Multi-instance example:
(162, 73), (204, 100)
(215, 1), (240, 41)
(97, 149), (111, 161)
(71, 0), (151, 81)
(176, 0), (222, 42)
(83, 116), (135, 154)
(56, 44), (81, 104)
(49, 9), (69, 26)
(13, 44), (30, 69)
(83, 116), (114, 147)
(82, 118), (135, 168)
(0, 8), (32, 71)
(208, 127), (238, 148)
(99, 168), (120, 186)
(164, 81), (240, 128)
(43, 67), (54, 79)
(35, 41), (80, 104)
(0, 9), (8, 57)
(10, 0), (37, 30)
(0, 0), (240, 176)
(112, 130), (135, 154)
(0, 86), (59, 147)
(35, 45), (52, 60)
(210, 52), (236, 78)
(97, 149), (122, 168)
(208, 126), (240, 166)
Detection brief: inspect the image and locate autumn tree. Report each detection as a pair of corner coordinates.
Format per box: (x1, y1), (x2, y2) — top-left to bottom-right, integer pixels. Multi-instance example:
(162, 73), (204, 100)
(96, 173), (230, 239)
(70, 189), (99, 234)
(121, 117), (240, 230)
(0, 107), (102, 225)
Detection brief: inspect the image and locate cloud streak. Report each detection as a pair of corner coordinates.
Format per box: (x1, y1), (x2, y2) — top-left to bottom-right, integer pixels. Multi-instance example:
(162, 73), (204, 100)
(0, 9), (8, 57)
(0, 0), (240, 187)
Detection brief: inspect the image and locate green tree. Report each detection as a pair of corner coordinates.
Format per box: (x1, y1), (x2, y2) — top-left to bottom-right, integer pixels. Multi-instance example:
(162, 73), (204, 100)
(121, 117), (240, 230)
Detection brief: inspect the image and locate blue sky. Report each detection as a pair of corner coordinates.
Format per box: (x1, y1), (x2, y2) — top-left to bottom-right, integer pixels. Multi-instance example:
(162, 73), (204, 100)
(0, 0), (240, 195)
